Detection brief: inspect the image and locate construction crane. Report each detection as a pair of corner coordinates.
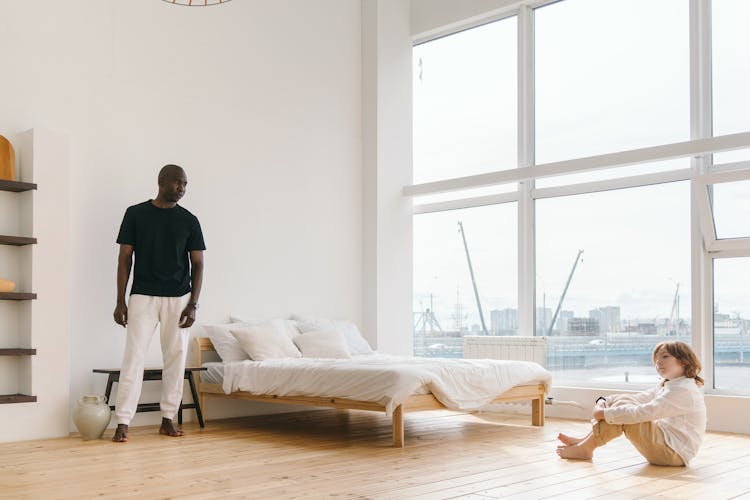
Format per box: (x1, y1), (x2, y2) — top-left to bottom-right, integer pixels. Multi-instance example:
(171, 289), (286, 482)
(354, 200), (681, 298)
(547, 250), (584, 336)
(457, 221), (489, 335)
(414, 294), (443, 333)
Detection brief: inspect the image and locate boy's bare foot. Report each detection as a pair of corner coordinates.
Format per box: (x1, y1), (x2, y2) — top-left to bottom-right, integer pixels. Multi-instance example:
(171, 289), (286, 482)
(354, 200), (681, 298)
(557, 432), (587, 446)
(112, 424), (128, 443)
(159, 417), (184, 437)
(556, 443), (594, 461)
(557, 433), (597, 461)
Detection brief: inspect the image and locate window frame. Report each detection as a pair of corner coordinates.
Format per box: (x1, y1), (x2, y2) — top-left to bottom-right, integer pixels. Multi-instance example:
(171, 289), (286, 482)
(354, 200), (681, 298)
(407, 0), (750, 396)
(696, 166), (750, 253)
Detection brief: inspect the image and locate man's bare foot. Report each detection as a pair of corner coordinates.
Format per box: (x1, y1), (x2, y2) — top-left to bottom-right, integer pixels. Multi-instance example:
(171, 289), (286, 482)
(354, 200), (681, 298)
(112, 424), (128, 443)
(159, 418), (184, 437)
(556, 433), (597, 461)
(557, 432), (587, 446)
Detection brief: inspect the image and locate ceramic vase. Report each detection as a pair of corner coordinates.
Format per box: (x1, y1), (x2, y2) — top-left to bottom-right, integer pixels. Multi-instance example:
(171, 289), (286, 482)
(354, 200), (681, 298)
(73, 395), (111, 440)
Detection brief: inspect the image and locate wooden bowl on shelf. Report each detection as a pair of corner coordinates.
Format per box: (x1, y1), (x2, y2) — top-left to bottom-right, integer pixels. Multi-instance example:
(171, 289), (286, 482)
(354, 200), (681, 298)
(0, 278), (17, 293)
(0, 135), (17, 181)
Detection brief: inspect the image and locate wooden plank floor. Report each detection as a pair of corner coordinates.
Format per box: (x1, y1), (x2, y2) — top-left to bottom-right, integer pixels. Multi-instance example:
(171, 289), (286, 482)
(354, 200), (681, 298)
(1, 409), (749, 499)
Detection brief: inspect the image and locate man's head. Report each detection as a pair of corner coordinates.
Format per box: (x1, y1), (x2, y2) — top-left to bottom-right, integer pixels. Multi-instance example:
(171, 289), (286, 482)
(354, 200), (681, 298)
(158, 164), (187, 203)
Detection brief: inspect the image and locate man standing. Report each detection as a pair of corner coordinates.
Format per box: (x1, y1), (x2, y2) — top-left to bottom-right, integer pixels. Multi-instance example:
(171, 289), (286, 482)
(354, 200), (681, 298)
(112, 164), (205, 442)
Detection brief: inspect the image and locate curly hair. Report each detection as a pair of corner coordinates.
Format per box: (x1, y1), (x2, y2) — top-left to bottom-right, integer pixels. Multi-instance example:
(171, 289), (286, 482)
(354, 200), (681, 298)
(653, 341), (704, 386)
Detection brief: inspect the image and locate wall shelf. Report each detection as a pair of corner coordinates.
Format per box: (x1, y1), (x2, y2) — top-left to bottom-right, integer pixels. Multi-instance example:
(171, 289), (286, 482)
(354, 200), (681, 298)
(0, 130), (72, 431)
(0, 235), (37, 246)
(0, 348), (36, 356)
(0, 292), (37, 300)
(0, 180), (37, 192)
(0, 394), (37, 404)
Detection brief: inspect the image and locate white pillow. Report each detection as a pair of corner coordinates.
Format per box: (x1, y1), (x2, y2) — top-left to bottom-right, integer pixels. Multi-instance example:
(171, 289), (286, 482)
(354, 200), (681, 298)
(230, 315), (300, 340)
(229, 314), (261, 324)
(293, 330), (351, 359)
(203, 322), (254, 362)
(292, 315), (374, 355)
(230, 323), (302, 361)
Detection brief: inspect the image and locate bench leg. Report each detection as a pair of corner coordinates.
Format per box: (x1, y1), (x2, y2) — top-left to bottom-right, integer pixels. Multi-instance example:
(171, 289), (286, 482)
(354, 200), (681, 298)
(104, 374), (116, 410)
(187, 372), (205, 428)
(199, 391), (206, 424)
(392, 405), (404, 448)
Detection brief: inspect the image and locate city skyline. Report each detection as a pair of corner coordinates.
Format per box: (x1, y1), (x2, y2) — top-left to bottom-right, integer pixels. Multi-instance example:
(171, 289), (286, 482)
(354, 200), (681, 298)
(414, 297), (695, 335)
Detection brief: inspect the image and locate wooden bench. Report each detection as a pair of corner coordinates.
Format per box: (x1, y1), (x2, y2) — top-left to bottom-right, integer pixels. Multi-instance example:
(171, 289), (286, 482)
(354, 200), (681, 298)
(93, 367), (207, 427)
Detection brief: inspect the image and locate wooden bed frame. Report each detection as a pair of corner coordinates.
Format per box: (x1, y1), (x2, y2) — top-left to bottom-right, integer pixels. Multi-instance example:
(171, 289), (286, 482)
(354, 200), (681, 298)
(194, 337), (545, 447)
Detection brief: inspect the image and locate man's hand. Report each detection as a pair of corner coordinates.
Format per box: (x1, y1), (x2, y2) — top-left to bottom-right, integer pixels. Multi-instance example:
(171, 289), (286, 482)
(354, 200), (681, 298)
(113, 302), (128, 327)
(114, 244), (133, 328)
(592, 408), (605, 421)
(179, 304), (197, 328)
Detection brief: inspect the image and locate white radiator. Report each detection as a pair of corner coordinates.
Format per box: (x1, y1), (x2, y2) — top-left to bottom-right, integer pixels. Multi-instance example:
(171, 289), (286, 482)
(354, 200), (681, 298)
(463, 336), (547, 368)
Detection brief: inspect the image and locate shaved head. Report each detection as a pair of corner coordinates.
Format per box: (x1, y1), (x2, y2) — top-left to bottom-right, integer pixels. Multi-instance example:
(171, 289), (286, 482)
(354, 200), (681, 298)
(156, 164), (188, 204)
(158, 164), (185, 185)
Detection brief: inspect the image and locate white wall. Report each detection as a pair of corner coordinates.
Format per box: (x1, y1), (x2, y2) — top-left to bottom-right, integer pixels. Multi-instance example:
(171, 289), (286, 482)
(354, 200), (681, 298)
(0, 0), (363, 439)
(362, 0), (414, 355)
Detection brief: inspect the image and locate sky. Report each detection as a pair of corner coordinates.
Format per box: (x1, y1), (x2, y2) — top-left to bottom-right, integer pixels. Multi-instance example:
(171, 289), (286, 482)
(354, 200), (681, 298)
(412, 0), (750, 332)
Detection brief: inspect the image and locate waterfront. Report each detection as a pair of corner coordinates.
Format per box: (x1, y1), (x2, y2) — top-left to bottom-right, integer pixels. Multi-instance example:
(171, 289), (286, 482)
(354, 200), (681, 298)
(413, 330), (750, 392)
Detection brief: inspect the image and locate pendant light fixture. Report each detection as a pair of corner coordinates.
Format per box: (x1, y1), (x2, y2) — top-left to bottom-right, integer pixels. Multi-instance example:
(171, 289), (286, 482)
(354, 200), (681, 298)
(161, 0), (231, 6)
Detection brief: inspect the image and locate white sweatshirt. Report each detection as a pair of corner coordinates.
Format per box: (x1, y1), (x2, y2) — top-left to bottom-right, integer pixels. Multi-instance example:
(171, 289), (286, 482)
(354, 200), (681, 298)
(603, 376), (706, 464)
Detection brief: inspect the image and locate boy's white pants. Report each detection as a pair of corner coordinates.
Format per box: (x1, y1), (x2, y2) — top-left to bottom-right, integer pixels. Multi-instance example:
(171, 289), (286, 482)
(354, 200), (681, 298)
(115, 294), (191, 425)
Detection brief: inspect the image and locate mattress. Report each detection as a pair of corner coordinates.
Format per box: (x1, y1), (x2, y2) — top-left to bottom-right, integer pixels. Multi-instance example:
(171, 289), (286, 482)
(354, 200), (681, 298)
(219, 354), (551, 416)
(200, 361), (226, 385)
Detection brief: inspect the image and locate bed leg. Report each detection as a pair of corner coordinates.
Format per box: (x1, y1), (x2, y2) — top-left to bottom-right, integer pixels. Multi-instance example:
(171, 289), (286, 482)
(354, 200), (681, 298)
(532, 396), (544, 426)
(392, 405), (404, 448)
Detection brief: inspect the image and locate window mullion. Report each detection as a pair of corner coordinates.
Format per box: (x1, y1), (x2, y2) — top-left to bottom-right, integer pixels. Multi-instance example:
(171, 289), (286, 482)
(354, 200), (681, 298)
(518, 4), (535, 337)
(690, 0), (714, 388)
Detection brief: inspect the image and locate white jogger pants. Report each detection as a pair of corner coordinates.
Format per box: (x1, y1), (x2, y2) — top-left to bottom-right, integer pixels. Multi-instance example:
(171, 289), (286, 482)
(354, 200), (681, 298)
(115, 294), (191, 425)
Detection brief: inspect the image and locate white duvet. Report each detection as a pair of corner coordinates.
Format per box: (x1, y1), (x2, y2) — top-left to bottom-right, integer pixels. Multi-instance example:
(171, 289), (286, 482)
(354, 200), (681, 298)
(221, 354), (551, 416)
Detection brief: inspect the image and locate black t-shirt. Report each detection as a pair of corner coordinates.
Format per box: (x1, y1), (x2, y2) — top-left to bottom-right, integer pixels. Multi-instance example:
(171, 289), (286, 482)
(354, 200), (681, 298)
(116, 200), (206, 297)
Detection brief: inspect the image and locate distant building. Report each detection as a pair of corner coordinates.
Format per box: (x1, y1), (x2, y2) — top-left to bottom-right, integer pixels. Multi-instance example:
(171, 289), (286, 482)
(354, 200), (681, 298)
(490, 309), (501, 333)
(714, 313), (732, 326)
(636, 322), (658, 335)
(557, 310), (574, 334)
(568, 317), (600, 336)
(490, 308), (518, 334)
(589, 306), (621, 333)
(536, 307), (553, 334)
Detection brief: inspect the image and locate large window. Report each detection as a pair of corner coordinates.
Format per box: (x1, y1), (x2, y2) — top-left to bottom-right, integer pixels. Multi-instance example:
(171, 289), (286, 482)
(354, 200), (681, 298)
(533, 0), (691, 388)
(535, 0), (688, 167)
(414, 204), (517, 357)
(409, 0), (750, 395)
(713, 0), (750, 164)
(413, 17), (517, 184)
(713, 258), (750, 395)
(536, 182), (691, 387)
(412, 15), (519, 360)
